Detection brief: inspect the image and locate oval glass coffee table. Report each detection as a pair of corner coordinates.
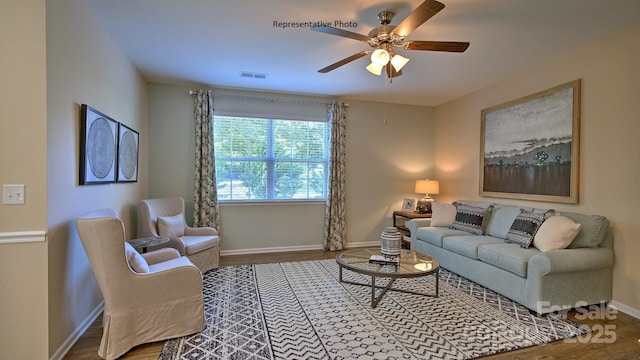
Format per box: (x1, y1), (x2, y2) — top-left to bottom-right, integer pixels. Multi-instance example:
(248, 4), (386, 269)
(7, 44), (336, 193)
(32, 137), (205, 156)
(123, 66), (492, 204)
(336, 248), (440, 308)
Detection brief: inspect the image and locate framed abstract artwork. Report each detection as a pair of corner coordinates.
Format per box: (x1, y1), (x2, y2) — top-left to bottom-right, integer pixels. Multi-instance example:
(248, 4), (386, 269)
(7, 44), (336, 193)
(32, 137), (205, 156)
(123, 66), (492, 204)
(480, 79), (581, 204)
(117, 123), (139, 182)
(80, 104), (118, 185)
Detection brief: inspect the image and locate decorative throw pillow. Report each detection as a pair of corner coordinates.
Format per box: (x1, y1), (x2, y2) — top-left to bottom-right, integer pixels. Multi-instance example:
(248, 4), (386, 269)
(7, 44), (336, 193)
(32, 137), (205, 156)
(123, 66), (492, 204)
(506, 209), (555, 248)
(157, 213), (185, 237)
(533, 215), (582, 252)
(124, 242), (149, 273)
(449, 202), (494, 235)
(430, 202), (457, 227)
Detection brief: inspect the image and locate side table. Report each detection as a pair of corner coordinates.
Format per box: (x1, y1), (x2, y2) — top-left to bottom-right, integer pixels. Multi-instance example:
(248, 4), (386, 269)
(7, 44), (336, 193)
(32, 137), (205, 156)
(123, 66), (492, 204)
(392, 210), (432, 245)
(127, 236), (170, 253)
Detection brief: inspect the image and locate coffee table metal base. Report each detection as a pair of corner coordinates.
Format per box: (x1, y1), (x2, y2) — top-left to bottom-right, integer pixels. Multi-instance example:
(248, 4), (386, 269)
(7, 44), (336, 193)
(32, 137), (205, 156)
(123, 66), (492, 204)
(339, 266), (439, 308)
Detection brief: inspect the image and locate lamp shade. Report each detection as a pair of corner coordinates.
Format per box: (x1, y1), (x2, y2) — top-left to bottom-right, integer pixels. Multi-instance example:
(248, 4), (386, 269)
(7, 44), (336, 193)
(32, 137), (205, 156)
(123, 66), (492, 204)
(370, 48), (390, 65)
(390, 54), (409, 72)
(415, 179), (439, 195)
(366, 62), (385, 75)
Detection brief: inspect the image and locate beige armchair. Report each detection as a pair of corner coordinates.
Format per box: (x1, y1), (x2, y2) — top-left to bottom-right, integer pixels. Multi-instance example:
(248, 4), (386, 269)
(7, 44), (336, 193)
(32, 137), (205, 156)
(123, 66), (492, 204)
(76, 208), (204, 360)
(138, 197), (220, 273)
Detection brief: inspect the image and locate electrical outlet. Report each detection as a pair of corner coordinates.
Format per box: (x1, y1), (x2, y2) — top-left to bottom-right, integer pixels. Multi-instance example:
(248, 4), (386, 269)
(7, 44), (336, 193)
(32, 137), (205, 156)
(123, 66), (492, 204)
(3, 184), (25, 205)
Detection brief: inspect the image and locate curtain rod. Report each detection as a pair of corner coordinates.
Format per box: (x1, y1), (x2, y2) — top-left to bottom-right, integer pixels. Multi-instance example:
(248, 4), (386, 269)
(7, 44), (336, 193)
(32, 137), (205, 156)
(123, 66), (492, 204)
(188, 90), (347, 107)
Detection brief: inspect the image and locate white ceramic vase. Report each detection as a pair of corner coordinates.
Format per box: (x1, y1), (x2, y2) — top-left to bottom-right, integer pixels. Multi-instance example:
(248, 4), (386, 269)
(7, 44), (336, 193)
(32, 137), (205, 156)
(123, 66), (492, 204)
(380, 226), (402, 258)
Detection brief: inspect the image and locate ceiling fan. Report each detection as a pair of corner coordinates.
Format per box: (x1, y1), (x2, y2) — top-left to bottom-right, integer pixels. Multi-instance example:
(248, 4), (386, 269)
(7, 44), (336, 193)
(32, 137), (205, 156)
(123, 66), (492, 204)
(312, 0), (469, 81)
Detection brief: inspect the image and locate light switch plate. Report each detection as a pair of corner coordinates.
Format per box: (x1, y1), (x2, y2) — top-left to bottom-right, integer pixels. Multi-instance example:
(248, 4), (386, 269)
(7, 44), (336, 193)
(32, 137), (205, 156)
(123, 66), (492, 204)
(3, 184), (25, 205)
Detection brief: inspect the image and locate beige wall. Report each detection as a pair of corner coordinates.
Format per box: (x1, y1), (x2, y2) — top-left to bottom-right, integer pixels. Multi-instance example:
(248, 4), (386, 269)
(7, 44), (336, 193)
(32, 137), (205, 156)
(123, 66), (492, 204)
(435, 20), (640, 313)
(148, 84), (435, 252)
(46, 0), (148, 357)
(0, 0), (49, 359)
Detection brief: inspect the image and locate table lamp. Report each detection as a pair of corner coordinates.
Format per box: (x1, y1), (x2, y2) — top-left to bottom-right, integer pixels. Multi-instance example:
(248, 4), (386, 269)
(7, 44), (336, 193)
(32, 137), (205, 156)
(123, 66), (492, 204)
(415, 179), (439, 213)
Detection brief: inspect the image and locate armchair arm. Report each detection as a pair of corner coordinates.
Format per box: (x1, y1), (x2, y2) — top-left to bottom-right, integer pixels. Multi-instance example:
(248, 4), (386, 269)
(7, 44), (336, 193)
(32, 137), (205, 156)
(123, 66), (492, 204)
(184, 225), (218, 236)
(141, 247), (181, 265)
(146, 237), (186, 256)
(528, 247), (613, 276)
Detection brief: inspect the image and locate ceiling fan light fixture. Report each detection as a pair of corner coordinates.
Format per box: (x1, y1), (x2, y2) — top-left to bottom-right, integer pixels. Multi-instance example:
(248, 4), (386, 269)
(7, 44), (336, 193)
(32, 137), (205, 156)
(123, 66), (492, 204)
(390, 54), (409, 72)
(366, 62), (385, 75)
(370, 48), (390, 66)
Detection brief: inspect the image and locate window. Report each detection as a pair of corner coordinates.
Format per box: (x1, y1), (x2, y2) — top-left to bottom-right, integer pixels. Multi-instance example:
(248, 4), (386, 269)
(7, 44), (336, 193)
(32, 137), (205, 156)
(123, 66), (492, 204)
(214, 115), (329, 201)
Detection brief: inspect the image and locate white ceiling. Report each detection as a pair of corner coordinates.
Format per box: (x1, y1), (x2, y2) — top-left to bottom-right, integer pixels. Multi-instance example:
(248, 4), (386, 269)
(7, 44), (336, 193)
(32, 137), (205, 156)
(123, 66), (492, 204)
(84, 0), (640, 106)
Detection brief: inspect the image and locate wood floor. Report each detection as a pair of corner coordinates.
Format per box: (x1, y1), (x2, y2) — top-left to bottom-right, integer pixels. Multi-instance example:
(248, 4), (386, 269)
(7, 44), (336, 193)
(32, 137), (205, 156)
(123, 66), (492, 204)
(64, 250), (640, 360)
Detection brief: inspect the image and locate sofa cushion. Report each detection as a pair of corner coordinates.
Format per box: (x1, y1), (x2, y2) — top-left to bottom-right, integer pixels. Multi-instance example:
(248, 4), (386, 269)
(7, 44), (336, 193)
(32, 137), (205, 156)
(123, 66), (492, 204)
(505, 210), (554, 248)
(442, 235), (504, 260)
(450, 202), (494, 235)
(477, 243), (540, 277)
(430, 202), (457, 227)
(533, 215), (582, 252)
(486, 205), (531, 239)
(560, 212), (610, 248)
(415, 227), (470, 247)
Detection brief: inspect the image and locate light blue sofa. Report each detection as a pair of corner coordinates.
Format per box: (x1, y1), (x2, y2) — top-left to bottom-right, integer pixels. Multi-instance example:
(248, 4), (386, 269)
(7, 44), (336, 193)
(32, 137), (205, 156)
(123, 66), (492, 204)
(408, 201), (613, 314)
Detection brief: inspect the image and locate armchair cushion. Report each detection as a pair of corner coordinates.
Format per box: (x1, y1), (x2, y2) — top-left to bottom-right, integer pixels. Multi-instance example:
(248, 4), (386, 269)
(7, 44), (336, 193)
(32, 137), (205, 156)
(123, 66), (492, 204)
(157, 213), (185, 237)
(124, 242), (149, 273)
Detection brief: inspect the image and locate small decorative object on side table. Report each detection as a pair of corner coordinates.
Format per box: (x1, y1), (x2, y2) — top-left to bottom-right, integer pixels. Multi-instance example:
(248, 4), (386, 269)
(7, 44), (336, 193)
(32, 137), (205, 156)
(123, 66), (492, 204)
(127, 236), (170, 253)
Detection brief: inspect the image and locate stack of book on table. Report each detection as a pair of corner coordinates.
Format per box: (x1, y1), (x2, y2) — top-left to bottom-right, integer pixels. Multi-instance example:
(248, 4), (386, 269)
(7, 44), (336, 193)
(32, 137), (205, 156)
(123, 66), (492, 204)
(369, 255), (399, 265)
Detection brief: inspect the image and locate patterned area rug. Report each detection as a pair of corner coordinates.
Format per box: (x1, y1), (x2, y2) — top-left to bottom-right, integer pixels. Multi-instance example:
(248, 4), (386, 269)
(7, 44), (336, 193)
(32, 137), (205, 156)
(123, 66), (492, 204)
(159, 259), (588, 359)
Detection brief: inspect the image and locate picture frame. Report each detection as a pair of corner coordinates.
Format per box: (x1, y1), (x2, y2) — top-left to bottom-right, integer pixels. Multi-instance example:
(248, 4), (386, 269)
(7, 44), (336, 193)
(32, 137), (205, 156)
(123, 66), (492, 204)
(480, 79), (580, 203)
(79, 104), (118, 185)
(117, 123), (139, 182)
(401, 198), (416, 212)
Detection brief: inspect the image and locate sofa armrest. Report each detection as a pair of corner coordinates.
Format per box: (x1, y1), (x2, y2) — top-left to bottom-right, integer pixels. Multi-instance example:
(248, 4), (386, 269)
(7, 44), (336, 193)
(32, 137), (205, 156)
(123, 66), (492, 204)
(407, 219), (432, 234)
(407, 219), (432, 244)
(528, 247), (613, 276)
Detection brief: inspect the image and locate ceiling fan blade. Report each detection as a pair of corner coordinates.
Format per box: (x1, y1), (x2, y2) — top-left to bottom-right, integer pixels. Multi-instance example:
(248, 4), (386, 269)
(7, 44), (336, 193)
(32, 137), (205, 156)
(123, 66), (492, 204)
(312, 26), (371, 42)
(403, 40), (470, 52)
(393, 0), (445, 37)
(318, 50), (371, 73)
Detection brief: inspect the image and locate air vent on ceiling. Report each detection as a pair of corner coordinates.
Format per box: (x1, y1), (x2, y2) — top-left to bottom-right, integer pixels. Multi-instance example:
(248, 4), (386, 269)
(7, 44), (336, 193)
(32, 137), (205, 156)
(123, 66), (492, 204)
(240, 71), (268, 79)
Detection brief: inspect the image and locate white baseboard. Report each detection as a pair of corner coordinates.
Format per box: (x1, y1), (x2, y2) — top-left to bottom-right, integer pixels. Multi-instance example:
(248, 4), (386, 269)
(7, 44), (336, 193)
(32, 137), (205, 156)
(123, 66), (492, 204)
(220, 241), (379, 256)
(50, 302), (104, 360)
(221, 244), (324, 256)
(608, 300), (640, 319)
(345, 241), (379, 248)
